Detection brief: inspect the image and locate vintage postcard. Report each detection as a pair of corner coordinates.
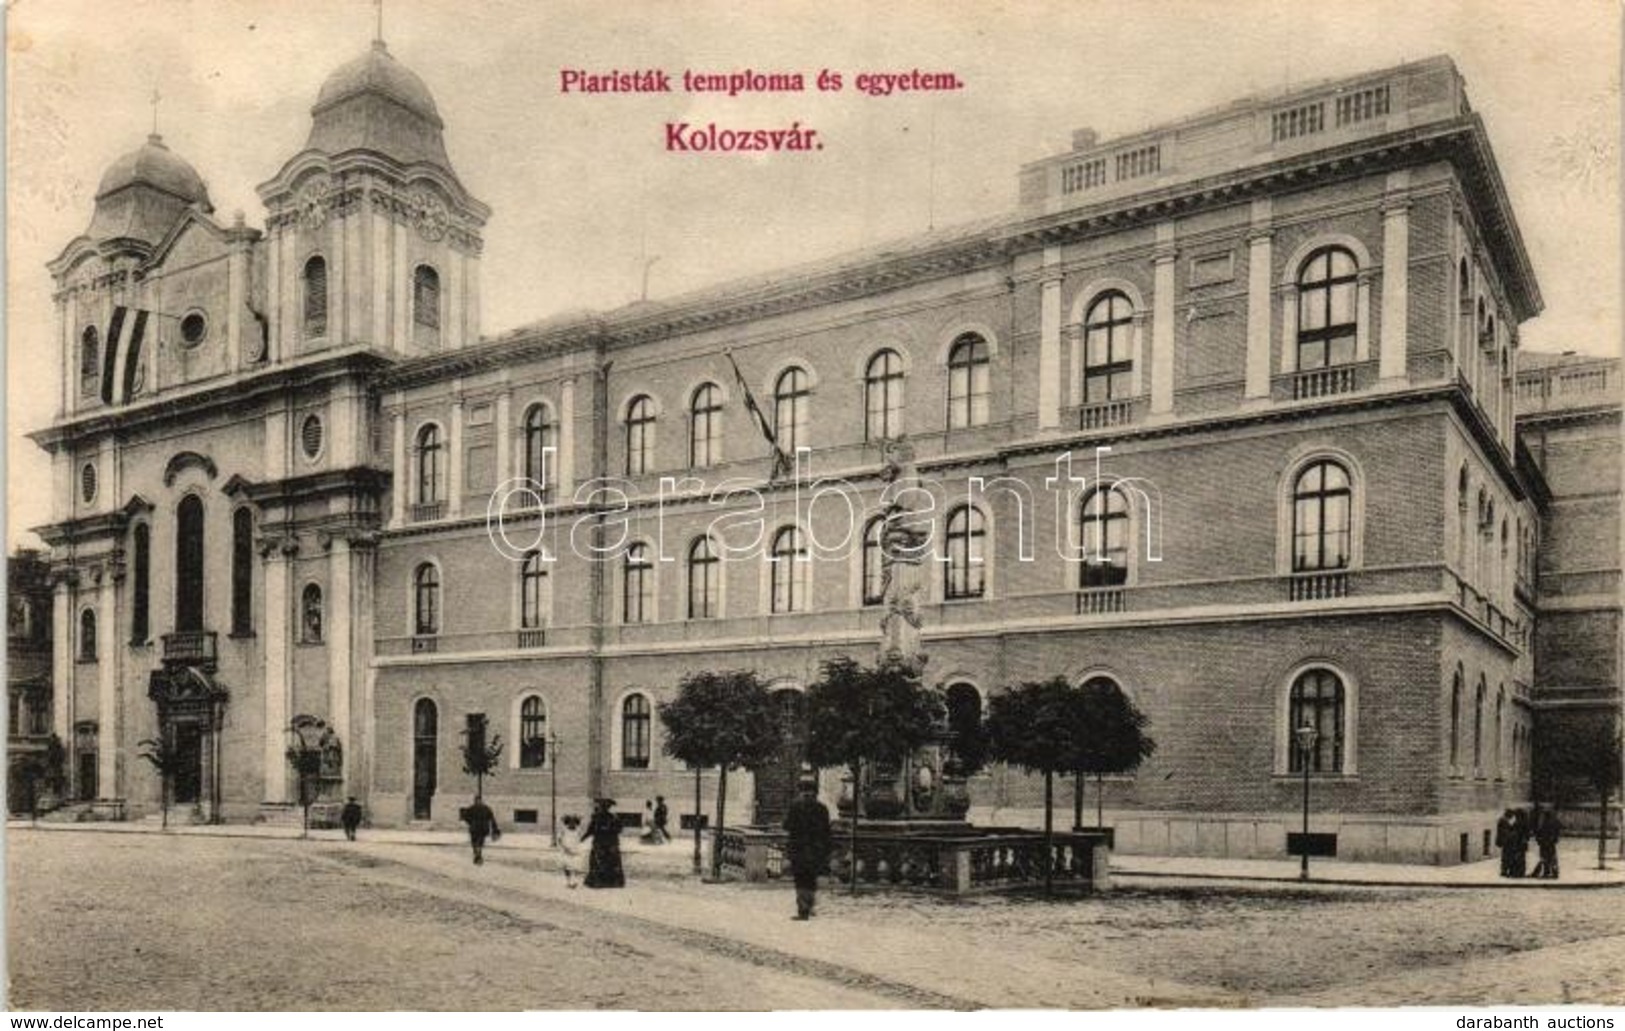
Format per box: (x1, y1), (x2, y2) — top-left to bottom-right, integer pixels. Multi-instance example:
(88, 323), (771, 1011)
(5, 0), (1622, 1017)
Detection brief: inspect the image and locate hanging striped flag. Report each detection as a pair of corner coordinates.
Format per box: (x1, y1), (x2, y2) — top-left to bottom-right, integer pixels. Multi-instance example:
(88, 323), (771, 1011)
(725, 350), (793, 481)
(101, 306), (150, 405)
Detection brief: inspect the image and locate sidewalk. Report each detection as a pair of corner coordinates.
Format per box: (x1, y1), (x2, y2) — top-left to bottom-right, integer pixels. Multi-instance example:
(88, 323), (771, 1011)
(10, 817), (1625, 888)
(1112, 840), (1625, 888)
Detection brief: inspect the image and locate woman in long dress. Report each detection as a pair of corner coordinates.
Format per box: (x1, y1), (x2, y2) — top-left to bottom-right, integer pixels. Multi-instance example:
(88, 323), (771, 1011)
(581, 798), (626, 888)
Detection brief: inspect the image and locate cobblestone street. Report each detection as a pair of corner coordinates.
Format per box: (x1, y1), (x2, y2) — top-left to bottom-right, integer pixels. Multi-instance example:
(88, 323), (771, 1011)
(8, 828), (1624, 1010)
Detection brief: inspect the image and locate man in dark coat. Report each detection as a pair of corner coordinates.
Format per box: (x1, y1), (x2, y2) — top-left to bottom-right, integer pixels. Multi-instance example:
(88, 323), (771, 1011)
(461, 795), (501, 865)
(653, 795), (670, 841)
(1531, 804), (1562, 879)
(340, 796), (363, 841)
(1494, 809), (1519, 878)
(782, 776), (832, 920)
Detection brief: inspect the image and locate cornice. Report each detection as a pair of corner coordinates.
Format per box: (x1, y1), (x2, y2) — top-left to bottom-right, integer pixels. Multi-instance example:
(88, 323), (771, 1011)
(30, 347), (395, 451)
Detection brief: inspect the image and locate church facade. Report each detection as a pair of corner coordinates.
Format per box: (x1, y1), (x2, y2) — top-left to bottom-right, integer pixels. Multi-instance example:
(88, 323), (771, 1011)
(29, 45), (1620, 862)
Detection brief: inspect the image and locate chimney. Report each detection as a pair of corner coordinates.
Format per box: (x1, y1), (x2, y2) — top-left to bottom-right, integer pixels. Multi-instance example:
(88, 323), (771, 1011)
(1072, 128), (1099, 151)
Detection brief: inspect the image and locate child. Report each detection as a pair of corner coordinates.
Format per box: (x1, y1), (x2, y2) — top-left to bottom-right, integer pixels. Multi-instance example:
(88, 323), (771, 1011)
(558, 814), (583, 888)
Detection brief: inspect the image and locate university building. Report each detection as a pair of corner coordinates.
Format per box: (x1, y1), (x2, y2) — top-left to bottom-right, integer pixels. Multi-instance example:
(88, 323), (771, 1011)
(27, 43), (1621, 861)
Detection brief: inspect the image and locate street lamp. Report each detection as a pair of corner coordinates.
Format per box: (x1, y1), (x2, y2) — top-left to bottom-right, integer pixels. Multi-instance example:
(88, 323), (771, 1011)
(548, 730), (561, 848)
(1296, 721), (1319, 881)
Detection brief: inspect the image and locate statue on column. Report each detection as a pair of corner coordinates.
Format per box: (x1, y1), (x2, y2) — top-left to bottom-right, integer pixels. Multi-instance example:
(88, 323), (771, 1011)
(878, 437), (928, 674)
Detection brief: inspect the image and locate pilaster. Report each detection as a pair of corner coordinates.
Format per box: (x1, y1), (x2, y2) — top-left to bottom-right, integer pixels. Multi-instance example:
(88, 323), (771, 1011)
(1380, 192), (1411, 381)
(1150, 223), (1177, 416)
(1037, 247), (1063, 430)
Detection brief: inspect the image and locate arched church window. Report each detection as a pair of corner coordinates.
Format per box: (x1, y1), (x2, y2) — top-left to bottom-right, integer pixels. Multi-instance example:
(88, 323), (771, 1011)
(80, 327), (100, 397)
(413, 265), (441, 331)
(303, 256), (328, 339)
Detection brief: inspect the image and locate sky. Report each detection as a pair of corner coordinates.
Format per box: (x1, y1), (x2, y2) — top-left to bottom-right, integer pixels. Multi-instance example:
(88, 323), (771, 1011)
(5, 0), (1620, 551)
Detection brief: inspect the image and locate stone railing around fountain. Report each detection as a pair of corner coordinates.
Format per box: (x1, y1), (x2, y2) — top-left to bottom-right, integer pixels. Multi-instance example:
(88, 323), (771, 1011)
(717, 825), (1111, 894)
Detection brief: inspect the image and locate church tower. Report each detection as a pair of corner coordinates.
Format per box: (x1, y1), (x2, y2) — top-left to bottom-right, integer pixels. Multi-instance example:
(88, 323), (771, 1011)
(256, 37), (489, 361)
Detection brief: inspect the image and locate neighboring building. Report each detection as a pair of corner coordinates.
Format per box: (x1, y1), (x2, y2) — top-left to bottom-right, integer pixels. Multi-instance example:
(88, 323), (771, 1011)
(8, 549), (58, 814)
(1515, 351), (1623, 828)
(28, 43), (1615, 860)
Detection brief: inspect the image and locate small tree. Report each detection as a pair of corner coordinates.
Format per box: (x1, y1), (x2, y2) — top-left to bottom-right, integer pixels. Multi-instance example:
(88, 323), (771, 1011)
(805, 656), (943, 891)
(658, 670), (782, 879)
(460, 713), (504, 800)
(986, 677), (1090, 895)
(137, 736), (177, 830)
(1074, 678), (1157, 829)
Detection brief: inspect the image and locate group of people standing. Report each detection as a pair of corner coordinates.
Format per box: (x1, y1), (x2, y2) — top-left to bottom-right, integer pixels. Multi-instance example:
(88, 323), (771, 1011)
(1495, 804), (1563, 879)
(445, 785), (836, 921)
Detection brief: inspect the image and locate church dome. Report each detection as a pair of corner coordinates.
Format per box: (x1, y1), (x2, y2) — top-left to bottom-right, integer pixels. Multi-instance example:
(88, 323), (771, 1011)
(304, 40), (453, 171)
(95, 134), (211, 206)
(313, 40), (442, 125)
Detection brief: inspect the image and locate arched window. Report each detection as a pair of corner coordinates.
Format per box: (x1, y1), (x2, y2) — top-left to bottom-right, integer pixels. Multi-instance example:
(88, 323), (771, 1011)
(520, 551), (548, 630)
(944, 505), (986, 600)
(1080, 488), (1129, 587)
(621, 694), (652, 769)
(175, 494), (205, 632)
(689, 383), (722, 469)
(1494, 686), (1505, 778)
(947, 333), (991, 429)
(1288, 668), (1345, 773)
(80, 327), (100, 397)
(413, 265), (441, 330)
(1458, 259), (1470, 302)
(864, 349), (904, 442)
(687, 536), (719, 620)
(1450, 668), (1463, 770)
(1296, 247), (1358, 369)
(415, 424), (443, 505)
(231, 508), (253, 636)
(131, 523), (151, 645)
(519, 696), (547, 768)
(625, 395), (655, 476)
(412, 698), (438, 820)
(769, 526), (808, 614)
(414, 563), (440, 637)
(521, 404), (553, 498)
(773, 367), (810, 453)
(1084, 291), (1135, 403)
(303, 256), (328, 338)
(78, 608), (97, 662)
(1473, 676), (1486, 773)
(861, 515), (886, 607)
(301, 583), (324, 643)
(1291, 461), (1352, 572)
(623, 542), (653, 624)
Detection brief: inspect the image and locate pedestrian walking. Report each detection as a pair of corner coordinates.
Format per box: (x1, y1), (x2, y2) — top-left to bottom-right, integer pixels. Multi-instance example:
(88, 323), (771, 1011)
(1531, 804), (1562, 879)
(782, 775), (831, 920)
(1494, 809), (1518, 878)
(461, 795), (501, 865)
(653, 795), (670, 841)
(640, 799), (670, 845)
(340, 796), (363, 841)
(581, 798), (626, 888)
